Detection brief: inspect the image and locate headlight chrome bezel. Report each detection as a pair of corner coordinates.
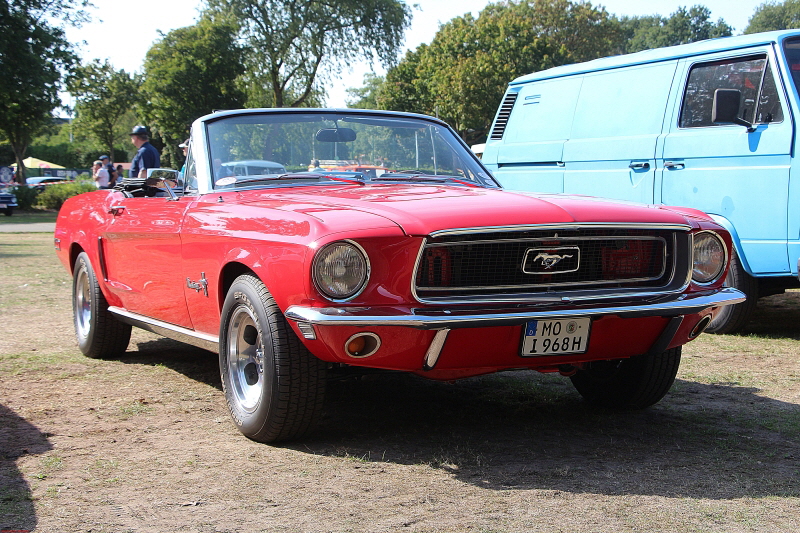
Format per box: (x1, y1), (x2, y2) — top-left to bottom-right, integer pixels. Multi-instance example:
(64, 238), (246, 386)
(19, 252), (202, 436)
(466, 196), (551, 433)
(692, 230), (727, 285)
(312, 240), (370, 302)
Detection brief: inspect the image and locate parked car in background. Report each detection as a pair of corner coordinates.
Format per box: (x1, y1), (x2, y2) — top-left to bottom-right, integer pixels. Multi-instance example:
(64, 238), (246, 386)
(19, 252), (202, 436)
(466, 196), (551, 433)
(482, 30), (800, 334)
(0, 188), (18, 216)
(26, 176), (70, 192)
(55, 108), (743, 443)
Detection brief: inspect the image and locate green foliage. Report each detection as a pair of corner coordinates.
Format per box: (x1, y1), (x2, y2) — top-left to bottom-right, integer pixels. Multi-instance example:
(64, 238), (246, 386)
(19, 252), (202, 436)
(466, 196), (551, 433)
(346, 73), (385, 109)
(142, 16), (246, 167)
(620, 5), (732, 53)
(10, 185), (40, 210)
(0, 0), (84, 183)
(375, 0), (620, 143)
(746, 0), (800, 33)
(205, 0), (412, 108)
(35, 180), (96, 210)
(67, 60), (142, 160)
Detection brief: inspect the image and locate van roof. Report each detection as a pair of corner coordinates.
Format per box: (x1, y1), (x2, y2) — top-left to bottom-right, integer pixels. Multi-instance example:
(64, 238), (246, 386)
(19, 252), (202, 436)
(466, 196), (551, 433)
(510, 30), (800, 86)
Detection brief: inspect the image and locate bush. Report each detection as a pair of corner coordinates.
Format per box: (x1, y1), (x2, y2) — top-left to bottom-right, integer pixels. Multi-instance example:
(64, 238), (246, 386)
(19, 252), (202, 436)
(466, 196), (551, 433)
(10, 186), (40, 210)
(36, 181), (97, 210)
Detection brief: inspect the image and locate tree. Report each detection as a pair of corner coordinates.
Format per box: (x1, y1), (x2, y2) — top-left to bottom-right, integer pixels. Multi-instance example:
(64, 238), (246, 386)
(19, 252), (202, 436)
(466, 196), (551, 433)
(746, 0), (800, 33)
(0, 0), (85, 183)
(67, 60), (141, 162)
(205, 0), (412, 108)
(620, 5), (732, 53)
(373, 0), (620, 143)
(346, 73), (385, 109)
(142, 16), (247, 166)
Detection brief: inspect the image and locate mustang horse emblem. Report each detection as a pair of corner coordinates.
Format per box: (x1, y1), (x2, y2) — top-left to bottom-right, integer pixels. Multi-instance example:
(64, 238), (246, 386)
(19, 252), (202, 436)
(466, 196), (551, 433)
(533, 252), (574, 269)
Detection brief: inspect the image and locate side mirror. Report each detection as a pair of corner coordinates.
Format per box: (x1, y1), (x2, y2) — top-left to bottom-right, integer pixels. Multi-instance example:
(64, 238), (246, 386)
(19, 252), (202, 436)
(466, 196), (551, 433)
(145, 168), (179, 200)
(712, 89), (755, 132)
(315, 128), (356, 142)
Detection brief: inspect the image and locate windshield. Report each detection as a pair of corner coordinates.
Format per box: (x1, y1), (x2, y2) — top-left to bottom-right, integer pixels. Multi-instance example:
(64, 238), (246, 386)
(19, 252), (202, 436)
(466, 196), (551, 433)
(205, 112), (495, 189)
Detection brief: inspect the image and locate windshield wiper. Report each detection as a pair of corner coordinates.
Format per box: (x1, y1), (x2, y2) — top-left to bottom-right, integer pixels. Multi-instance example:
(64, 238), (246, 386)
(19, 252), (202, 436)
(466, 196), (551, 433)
(372, 174), (480, 187)
(223, 173), (322, 185)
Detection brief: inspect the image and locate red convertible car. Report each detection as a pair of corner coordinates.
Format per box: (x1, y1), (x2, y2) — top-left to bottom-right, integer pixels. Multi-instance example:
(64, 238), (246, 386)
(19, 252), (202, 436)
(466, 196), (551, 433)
(55, 109), (744, 442)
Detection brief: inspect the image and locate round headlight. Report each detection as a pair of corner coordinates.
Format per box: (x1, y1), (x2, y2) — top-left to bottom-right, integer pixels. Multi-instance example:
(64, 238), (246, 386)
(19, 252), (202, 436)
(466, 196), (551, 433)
(313, 241), (369, 300)
(692, 231), (726, 284)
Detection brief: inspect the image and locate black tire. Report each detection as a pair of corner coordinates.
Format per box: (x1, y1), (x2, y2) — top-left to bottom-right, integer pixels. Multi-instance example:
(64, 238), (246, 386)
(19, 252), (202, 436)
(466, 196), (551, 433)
(705, 249), (758, 334)
(72, 252), (131, 358)
(219, 274), (326, 443)
(3, 207), (12, 216)
(569, 347), (681, 409)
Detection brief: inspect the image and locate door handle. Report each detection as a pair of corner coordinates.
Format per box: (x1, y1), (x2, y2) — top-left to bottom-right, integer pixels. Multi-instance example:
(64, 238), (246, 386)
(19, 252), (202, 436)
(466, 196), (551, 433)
(629, 162), (650, 170)
(664, 161), (685, 170)
(109, 205), (126, 215)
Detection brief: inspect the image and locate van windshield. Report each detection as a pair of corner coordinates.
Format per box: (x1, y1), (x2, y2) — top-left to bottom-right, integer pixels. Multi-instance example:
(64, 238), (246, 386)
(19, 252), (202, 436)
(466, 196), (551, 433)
(783, 38), (800, 96)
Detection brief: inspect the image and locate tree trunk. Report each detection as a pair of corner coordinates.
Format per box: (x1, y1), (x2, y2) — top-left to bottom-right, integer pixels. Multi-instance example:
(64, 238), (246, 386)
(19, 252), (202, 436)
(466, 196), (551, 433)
(11, 144), (28, 185)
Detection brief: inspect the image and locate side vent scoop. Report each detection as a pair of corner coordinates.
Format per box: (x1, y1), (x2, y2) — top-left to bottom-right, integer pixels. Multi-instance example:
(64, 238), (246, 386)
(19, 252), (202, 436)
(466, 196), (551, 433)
(489, 92), (519, 140)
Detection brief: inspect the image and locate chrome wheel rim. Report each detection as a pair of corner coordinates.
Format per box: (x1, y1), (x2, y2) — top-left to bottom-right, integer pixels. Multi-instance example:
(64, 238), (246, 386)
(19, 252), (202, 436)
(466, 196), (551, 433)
(227, 306), (265, 412)
(74, 266), (91, 340)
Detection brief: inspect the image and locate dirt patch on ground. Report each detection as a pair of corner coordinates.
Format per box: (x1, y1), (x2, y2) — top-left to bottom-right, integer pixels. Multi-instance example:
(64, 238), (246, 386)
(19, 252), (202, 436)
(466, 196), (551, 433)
(1, 233), (799, 532)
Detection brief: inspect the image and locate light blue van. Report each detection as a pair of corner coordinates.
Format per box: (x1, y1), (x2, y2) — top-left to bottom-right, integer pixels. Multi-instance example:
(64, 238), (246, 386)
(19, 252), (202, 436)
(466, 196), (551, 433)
(482, 30), (800, 333)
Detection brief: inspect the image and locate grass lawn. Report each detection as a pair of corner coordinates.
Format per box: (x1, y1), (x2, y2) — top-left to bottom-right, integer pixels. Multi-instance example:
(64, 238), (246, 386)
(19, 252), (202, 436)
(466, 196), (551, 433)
(0, 209), (58, 224)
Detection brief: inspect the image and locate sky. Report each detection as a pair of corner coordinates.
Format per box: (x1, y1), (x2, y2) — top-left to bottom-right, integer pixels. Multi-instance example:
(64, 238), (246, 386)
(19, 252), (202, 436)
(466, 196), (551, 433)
(63, 0), (769, 108)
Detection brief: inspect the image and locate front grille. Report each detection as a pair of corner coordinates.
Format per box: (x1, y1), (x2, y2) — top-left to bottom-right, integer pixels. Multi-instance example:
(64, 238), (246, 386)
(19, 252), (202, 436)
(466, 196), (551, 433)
(414, 227), (687, 301)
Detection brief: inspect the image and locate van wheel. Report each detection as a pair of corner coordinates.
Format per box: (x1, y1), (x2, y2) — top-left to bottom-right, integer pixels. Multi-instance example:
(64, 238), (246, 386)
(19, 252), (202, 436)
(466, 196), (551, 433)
(72, 252), (132, 358)
(569, 347), (681, 409)
(705, 250), (758, 335)
(219, 274), (326, 443)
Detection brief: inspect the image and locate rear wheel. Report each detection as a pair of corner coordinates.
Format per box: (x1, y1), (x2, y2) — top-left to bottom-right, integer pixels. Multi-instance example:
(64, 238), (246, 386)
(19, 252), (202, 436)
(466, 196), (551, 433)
(705, 250), (758, 334)
(72, 252), (131, 358)
(569, 347), (681, 409)
(219, 274), (326, 443)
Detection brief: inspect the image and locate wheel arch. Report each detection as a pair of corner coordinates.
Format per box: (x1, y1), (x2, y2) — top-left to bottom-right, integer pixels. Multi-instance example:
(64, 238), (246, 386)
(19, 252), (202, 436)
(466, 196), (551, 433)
(706, 214), (753, 275)
(218, 261), (258, 311)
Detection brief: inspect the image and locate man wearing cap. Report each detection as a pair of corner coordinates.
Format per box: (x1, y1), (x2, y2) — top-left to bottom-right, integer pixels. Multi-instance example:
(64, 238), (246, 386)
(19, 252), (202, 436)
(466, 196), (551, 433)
(129, 125), (161, 180)
(98, 155), (117, 188)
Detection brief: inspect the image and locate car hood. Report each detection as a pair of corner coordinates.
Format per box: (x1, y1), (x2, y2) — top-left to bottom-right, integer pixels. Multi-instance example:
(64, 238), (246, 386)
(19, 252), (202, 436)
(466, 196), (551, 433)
(234, 184), (699, 236)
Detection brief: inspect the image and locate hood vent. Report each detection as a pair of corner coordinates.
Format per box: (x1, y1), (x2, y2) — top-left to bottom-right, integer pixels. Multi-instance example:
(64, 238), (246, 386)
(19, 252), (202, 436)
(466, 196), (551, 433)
(489, 92), (518, 140)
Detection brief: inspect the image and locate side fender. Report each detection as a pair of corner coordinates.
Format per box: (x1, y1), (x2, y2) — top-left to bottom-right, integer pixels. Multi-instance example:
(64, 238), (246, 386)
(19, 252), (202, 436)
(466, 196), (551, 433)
(706, 214), (753, 275)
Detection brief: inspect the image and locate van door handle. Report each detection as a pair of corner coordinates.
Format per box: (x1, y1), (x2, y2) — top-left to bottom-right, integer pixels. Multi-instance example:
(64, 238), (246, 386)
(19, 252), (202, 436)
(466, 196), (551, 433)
(664, 161), (685, 170)
(629, 162), (650, 170)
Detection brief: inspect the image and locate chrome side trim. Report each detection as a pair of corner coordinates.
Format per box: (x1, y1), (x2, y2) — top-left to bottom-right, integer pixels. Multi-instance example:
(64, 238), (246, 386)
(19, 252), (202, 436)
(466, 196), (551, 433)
(428, 222), (692, 238)
(424, 329), (450, 370)
(108, 306), (219, 352)
(284, 287), (745, 330)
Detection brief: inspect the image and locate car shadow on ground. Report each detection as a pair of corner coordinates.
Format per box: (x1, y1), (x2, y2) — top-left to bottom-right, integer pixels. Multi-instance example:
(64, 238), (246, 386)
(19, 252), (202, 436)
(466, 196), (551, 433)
(122, 304), (800, 501)
(0, 404), (53, 533)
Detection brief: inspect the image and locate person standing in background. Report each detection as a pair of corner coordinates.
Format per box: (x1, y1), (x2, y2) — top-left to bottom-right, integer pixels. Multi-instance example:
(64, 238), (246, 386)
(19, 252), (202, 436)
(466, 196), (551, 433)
(92, 160), (109, 189)
(116, 164), (125, 183)
(98, 155), (117, 187)
(129, 125), (160, 180)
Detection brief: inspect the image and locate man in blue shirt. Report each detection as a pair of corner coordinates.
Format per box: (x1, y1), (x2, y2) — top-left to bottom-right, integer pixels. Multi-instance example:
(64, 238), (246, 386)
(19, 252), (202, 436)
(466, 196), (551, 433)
(129, 125), (160, 180)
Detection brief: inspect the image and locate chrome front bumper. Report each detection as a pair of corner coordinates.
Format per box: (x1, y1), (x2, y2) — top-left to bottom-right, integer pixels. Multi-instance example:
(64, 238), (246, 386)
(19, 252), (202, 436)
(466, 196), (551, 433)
(285, 287), (745, 330)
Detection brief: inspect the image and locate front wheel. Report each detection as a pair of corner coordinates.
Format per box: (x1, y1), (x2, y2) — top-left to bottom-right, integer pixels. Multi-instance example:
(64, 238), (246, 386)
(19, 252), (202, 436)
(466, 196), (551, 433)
(569, 347), (681, 409)
(72, 252), (131, 358)
(219, 274), (326, 443)
(3, 207), (12, 216)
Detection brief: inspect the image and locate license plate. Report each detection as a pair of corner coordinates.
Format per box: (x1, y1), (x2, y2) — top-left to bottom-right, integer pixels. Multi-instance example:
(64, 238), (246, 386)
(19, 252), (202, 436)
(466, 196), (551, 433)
(520, 317), (591, 356)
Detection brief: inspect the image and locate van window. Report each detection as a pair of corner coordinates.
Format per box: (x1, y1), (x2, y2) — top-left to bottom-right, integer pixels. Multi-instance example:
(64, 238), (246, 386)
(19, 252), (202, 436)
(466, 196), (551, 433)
(679, 55), (782, 128)
(782, 38), (800, 97)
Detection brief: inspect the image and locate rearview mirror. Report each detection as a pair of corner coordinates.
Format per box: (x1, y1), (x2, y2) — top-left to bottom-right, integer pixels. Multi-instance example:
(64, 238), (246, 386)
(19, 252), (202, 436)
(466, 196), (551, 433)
(315, 128), (356, 142)
(712, 89), (755, 132)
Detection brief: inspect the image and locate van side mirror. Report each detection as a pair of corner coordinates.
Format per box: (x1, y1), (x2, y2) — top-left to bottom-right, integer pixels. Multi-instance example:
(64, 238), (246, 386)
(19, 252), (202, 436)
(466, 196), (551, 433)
(712, 89), (755, 132)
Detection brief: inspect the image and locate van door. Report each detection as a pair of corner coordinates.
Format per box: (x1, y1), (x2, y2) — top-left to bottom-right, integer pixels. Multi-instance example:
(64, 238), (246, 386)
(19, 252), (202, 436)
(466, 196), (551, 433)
(661, 50), (791, 275)
(562, 61), (678, 203)
(489, 76), (583, 192)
